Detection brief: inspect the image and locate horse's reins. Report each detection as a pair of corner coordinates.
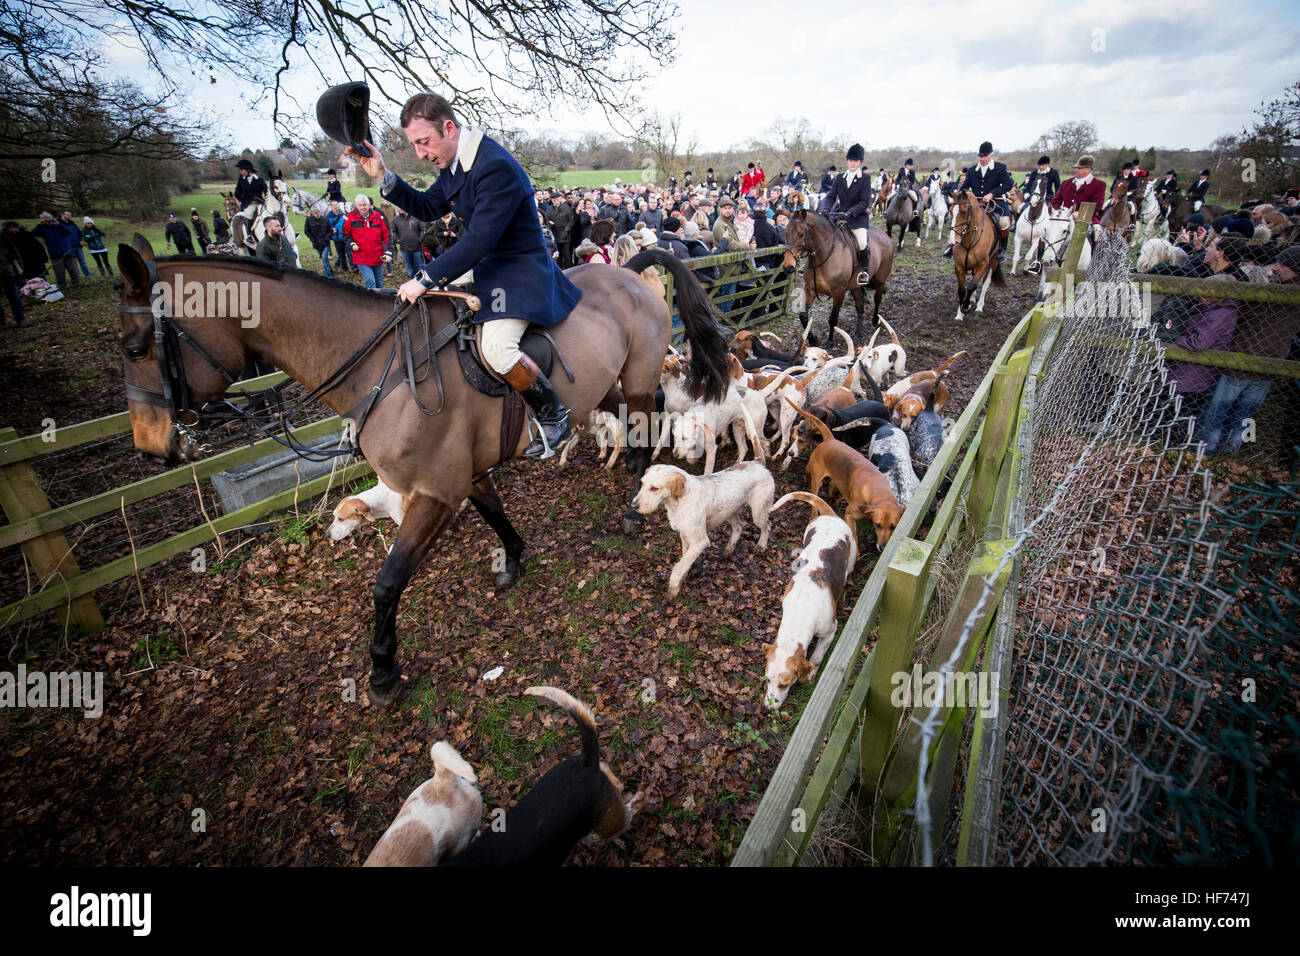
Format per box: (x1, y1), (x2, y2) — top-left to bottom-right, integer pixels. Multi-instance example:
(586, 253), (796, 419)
(119, 261), (456, 460)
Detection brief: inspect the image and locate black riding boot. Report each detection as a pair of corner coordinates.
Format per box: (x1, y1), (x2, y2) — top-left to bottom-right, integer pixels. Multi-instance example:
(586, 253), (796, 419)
(856, 244), (871, 285)
(942, 242), (953, 257)
(504, 354), (571, 459)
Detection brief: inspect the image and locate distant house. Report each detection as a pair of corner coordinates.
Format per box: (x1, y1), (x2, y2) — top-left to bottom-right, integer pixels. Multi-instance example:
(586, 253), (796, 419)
(334, 152), (359, 181)
(262, 148), (303, 172)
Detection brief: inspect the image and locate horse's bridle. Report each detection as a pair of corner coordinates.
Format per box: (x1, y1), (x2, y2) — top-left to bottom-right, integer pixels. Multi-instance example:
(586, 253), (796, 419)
(118, 259), (241, 453)
(787, 214), (840, 275)
(117, 261), (441, 460)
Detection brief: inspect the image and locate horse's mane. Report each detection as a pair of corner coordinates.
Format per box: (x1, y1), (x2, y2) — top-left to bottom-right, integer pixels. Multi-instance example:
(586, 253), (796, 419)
(154, 254), (398, 304)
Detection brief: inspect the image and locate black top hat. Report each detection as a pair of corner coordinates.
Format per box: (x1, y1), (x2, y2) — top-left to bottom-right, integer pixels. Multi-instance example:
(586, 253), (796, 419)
(978, 141), (993, 156)
(316, 81), (375, 158)
(846, 143), (864, 162)
(1121, 162), (1133, 169)
(1166, 169), (1176, 175)
(1200, 169), (1210, 176)
(236, 159), (255, 171)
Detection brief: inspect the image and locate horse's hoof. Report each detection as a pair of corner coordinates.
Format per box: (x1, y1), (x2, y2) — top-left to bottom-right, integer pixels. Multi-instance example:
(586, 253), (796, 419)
(367, 676), (404, 709)
(494, 558), (521, 589)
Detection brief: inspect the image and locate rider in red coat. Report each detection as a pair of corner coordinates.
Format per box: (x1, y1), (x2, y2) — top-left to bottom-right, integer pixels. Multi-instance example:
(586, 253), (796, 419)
(1050, 155), (1107, 224)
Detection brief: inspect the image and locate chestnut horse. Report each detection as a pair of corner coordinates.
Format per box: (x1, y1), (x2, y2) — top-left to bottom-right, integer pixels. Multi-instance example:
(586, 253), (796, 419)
(781, 209), (895, 345)
(950, 189), (1006, 321)
(115, 236), (729, 705)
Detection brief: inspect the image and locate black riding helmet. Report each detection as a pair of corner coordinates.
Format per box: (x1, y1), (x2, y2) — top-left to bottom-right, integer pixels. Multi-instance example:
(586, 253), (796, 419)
(317, 81), (376, 158)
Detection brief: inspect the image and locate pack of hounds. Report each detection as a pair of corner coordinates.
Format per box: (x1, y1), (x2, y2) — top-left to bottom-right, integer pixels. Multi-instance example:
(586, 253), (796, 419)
(332, 319), (963, 865)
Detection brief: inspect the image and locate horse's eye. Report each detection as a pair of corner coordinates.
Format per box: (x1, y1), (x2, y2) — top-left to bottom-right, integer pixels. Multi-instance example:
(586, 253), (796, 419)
(124, 345), (148, 361)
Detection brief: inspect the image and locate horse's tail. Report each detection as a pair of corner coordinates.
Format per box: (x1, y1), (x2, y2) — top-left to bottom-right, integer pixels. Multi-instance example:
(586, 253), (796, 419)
(625, 248), (729, 404)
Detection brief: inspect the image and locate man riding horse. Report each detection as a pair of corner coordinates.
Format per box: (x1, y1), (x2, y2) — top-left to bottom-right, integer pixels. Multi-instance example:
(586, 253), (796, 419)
(1025, 155), (1061, 204)
(820, 143), (874, 285)
(1187, 169), (1211, 212)
(897, 158), (921, 227)
(348, 91), (579, 459)
(944, 141), (1014, 261)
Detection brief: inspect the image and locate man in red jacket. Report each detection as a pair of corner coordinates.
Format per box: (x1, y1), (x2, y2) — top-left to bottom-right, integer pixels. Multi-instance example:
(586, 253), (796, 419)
(343, 194), (392, 289)
(1050, 155), (1107, 224)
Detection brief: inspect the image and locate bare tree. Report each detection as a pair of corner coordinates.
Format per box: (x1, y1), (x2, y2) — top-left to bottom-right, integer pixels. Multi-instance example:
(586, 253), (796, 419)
(12, 0), (680, 138)
(1034, 120), (1099, 162)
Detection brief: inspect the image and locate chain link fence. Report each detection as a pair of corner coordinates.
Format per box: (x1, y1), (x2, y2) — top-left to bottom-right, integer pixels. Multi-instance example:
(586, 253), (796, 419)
(883, 231), (1297, 866)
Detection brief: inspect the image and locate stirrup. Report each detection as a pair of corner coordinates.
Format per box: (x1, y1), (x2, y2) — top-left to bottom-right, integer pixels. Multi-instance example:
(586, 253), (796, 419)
(523, 412), (571, 459)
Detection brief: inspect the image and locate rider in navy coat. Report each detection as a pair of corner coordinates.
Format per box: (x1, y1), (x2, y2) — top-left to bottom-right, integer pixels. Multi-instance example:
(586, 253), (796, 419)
(821, 144), (874, 283)
(354, 94), (583, 458)
(945, 142), (1014, 259)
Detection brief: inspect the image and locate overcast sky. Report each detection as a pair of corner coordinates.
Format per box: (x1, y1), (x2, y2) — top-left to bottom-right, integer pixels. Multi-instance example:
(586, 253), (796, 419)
(103, 0), (1300, 156)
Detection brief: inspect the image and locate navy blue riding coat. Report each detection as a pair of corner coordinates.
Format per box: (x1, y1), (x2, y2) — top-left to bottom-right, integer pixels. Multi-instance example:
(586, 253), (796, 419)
(381, 129), (582, 326)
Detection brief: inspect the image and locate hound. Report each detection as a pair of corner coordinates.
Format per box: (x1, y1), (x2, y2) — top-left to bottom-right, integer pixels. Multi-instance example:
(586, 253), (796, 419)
(868, 423), (920, 509)
(787, 398), (903, 550)
(633, 462), (774, 597)
(442, 688), (637, 866)
(763, 492), (858, 710)
(363, 741), (482, 866)
(329, 480), (407, 540)
(857, 317), (907, 386)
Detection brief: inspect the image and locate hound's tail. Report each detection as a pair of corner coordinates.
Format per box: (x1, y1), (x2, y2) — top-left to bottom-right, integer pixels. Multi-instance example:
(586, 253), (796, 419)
(430, 741), (477, 783)
(526, 686), (600, 769)
(935, 350), (967, 375)
(785, 395), (834, 445)
(772, 491), (836, 519)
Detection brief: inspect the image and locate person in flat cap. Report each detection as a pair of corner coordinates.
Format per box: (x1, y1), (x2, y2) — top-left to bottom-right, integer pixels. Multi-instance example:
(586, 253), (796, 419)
(1047, 155), (1107, 230)
(349, 90), (582, 458)
(234, 159), (267, 211)
(820, 143), (875, 284)
(946, 141), (1014, 259)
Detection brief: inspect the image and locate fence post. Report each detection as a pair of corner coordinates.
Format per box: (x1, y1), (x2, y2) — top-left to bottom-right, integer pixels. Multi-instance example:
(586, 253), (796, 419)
(0, 426), (104, 634)
(964, 349), (1031, 538)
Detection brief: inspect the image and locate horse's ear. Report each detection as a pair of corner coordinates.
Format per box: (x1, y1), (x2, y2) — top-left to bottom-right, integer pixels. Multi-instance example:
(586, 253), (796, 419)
(796, 209), (807, 220)
(118, 242), (151, 296)
(131, 233), (155, 260)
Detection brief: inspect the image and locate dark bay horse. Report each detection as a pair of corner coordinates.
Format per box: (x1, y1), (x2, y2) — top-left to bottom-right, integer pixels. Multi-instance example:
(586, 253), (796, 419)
(885, 185), (920, 250)
(1167, 197), (1226, 238)
(781, 210), (894, 345)
(115, 236), (729, 705)
(950, 189), (1006, 321)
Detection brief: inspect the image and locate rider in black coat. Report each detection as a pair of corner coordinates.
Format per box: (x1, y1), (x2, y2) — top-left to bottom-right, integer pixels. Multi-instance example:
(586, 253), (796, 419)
(234, 160), (268, 210)
(820, 146), (874, 283)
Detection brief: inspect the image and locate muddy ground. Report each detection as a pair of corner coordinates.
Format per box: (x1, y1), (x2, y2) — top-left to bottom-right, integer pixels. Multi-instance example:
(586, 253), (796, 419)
(0, 236), (1041, 865)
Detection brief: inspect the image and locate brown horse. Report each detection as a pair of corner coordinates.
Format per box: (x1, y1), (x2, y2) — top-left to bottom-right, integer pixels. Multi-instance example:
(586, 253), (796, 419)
(1099, 181), (1132, 236)
(1167, 197), (1227, 238)
(950, 189), (1006, 321)
(781, 210), (894, 344)
(873, 174), (894, 215)
(114, 237), (730, 705)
